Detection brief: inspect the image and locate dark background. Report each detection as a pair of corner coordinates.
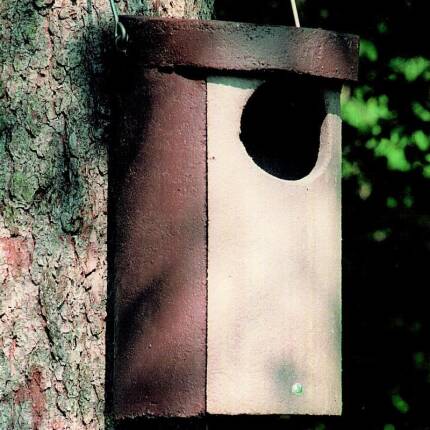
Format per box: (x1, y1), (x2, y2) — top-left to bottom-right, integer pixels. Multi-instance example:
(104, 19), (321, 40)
(117, 1), (430, 429)
(214, 0), (430, 429)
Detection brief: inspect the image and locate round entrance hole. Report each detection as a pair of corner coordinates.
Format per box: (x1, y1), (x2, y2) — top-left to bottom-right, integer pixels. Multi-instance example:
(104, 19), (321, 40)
(240, 76), (326, 180)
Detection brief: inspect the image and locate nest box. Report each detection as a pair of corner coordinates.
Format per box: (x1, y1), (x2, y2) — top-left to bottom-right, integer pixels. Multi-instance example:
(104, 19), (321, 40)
(111, 17), (359, 419)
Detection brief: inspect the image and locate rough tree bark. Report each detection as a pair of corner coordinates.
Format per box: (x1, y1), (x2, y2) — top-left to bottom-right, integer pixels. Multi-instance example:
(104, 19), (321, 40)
(0, 1), (214, 429)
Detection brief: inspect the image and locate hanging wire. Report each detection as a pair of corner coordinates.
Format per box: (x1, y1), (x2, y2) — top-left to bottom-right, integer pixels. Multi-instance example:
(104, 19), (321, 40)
(109, 0), (128, 50)
(290, 0), (301, 27)
(108, 0), (299, 49)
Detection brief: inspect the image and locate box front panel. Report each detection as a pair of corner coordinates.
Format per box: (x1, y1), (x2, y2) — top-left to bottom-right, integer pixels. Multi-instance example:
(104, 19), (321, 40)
(207, 76), (342, 415)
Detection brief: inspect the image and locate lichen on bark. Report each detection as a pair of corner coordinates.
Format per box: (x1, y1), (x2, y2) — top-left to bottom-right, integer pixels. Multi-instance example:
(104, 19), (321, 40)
(0, 0), (213, 429)
(134, 0), (214, 18)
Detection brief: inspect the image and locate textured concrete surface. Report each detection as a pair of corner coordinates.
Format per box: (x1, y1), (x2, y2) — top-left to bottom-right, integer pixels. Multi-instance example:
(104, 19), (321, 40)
(112, 70), (207, 418)
(207, 76), (342, 415)
(121, 17), (359, 81)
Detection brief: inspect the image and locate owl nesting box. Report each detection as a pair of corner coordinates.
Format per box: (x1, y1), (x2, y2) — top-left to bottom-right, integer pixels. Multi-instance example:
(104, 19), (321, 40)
(110, 17), (359, 419)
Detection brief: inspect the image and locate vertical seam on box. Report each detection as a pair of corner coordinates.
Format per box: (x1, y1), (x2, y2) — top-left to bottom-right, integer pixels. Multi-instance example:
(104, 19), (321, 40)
(204, 78), (209, 416)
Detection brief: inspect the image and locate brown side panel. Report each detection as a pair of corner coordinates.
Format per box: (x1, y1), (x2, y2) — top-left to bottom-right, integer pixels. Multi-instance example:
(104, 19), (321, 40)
(112, 69), (207, 418)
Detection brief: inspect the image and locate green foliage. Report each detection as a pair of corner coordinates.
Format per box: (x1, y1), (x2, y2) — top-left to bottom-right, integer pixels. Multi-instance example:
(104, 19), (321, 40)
(414, 352), (425, 369)
(391, 394), (410, 414)
(366, 132), (411, 172)
(412, 103), (430, 122)
(342, 90), (394, 134)
(342, 50), (430, 179)
(389, 57), (430, 81)
(360, 39), (378, 62)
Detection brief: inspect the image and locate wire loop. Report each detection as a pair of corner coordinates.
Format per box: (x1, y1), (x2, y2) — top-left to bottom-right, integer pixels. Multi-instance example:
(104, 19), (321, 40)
(109, 0), (128, 51)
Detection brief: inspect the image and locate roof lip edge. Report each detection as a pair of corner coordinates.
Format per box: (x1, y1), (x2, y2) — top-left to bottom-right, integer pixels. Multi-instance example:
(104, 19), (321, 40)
(119, 16), (359, 82)
(120, 15), (359, 40)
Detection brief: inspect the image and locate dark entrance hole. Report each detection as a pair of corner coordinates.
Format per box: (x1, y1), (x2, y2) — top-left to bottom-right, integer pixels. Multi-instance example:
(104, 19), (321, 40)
(240, 76), (326, 180)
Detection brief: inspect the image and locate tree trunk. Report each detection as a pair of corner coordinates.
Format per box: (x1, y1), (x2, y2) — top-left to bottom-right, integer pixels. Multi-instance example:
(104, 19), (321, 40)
(0, 1), (214, 429)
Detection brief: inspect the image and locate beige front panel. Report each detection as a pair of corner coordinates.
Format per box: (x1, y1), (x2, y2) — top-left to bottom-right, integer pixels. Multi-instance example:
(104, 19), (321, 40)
(207, 76), (342, 415)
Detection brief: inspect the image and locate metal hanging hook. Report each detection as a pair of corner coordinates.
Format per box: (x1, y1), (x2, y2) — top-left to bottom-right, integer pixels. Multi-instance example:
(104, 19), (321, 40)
(109, 0), (128, 51)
